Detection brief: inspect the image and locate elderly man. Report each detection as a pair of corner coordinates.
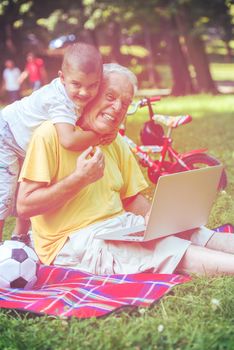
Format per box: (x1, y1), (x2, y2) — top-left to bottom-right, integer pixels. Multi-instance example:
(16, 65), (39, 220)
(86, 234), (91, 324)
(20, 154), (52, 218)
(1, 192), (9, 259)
(17, 63), (234, 276)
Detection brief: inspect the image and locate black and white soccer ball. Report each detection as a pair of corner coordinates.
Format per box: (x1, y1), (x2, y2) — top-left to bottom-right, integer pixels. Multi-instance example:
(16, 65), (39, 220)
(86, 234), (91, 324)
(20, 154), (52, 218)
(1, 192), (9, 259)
(0, 240), (39, 289)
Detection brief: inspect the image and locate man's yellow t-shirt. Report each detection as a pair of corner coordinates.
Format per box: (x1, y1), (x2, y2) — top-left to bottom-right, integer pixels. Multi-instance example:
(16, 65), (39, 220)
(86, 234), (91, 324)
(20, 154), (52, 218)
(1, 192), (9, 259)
(20, 121), (148, 265)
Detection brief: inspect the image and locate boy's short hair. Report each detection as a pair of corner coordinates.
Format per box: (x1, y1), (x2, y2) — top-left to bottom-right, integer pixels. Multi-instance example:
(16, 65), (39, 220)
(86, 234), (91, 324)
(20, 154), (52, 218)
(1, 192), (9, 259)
(62, 42), (103, 75)
(103, 63), (138, 95)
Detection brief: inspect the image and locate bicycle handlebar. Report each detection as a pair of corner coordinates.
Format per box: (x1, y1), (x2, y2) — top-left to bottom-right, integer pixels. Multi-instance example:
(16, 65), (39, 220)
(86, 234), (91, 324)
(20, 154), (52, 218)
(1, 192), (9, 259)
(139, 96), (161, 107)
(127, 96), (161, 115)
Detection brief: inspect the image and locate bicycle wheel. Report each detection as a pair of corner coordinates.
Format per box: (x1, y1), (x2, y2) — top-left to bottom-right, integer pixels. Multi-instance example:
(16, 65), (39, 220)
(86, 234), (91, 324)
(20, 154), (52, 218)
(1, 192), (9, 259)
(171, 153), (227, 190)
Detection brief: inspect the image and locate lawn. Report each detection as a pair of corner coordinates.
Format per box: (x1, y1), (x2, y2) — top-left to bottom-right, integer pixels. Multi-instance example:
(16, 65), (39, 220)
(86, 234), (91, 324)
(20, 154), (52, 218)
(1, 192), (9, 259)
(1, 94), (234, 350)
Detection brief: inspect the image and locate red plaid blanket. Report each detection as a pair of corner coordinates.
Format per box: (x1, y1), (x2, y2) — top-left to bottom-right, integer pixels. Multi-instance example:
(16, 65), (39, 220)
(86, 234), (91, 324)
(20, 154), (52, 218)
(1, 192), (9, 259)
(0, 224), (232, 319)
(0, 267), (189, 318)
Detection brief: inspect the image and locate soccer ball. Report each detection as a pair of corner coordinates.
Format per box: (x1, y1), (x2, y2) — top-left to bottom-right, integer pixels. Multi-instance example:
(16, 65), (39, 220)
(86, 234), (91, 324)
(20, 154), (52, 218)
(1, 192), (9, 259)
(0, 240), (39, 289)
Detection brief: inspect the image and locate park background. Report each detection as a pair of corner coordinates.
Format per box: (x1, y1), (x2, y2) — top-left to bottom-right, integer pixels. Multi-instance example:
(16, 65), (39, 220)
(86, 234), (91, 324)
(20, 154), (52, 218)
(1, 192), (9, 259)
(0, 1), (234, 349)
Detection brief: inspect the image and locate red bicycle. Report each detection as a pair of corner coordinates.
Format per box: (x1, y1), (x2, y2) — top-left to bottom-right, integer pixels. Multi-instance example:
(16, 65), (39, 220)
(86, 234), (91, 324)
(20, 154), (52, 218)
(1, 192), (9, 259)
(120, 96), (227, 190)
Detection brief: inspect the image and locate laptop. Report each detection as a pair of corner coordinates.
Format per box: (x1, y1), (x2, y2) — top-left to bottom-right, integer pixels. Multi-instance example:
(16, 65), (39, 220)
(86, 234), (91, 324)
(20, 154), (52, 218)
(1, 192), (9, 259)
(95, 165), (223, 242)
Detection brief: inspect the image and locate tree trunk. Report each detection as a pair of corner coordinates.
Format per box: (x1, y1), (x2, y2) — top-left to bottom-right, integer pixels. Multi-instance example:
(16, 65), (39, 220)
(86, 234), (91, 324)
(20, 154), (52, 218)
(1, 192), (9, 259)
(0, 20), (15, 59)
(108, 21), (123, 63)
(184, 34), (218, 93)
(175, 9), (218, 94)
(5, 23), (17, 54)
(143, 23), (157, 87)
(164, 17), (195, 95)
(224, 40), (233, 63)
(81, 28), (99, 48)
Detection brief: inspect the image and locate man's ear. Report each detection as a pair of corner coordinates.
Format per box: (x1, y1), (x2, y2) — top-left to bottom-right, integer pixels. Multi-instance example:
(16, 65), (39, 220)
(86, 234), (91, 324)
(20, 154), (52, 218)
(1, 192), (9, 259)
(58, 70), (64, 84)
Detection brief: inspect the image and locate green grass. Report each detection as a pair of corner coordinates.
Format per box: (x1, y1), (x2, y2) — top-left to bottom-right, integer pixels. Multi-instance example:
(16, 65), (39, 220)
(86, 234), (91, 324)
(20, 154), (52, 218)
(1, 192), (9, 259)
(210, 63), (234, 81)
(135, 62), (234, 90)
(1, 94), (234, 349)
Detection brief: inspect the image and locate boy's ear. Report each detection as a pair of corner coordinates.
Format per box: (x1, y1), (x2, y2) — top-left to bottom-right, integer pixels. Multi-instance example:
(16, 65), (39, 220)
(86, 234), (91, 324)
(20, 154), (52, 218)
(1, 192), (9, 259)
(58, 70), (64, 84)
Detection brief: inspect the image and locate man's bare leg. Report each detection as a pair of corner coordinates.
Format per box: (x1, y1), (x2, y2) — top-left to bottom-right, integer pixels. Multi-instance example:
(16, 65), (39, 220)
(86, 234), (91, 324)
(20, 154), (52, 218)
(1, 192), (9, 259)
(177, 244), (234, 276)
(206, 232), (234, 254)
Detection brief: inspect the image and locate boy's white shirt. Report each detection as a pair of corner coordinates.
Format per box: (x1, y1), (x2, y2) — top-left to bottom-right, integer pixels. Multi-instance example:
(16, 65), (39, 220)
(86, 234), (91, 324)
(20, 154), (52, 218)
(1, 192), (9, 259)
(1, 78), (79, 151)
(3, 68), (21, 91)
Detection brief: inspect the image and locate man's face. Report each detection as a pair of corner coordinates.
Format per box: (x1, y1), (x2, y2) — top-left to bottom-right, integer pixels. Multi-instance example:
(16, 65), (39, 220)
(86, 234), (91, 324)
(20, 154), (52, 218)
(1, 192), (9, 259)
(59, 65), (101, 112)
(81, 72), (134, 134)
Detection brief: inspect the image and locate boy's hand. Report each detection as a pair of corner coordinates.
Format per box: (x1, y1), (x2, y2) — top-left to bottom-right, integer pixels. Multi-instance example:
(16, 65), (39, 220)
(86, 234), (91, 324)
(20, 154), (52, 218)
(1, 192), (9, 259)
(100, 130), (118, 145)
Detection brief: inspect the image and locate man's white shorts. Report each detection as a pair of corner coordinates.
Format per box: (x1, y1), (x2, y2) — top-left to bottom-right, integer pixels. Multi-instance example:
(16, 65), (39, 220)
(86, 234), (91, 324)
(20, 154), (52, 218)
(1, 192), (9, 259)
(54, 212), (214, 275)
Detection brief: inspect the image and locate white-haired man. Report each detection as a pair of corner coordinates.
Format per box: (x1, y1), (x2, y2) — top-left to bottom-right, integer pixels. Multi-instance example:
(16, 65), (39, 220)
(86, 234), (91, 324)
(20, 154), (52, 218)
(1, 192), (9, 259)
(17, 64), (234, 276)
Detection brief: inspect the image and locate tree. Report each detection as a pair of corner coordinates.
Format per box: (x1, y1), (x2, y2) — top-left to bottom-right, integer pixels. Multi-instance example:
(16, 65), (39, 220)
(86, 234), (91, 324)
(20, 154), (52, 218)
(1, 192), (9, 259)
(0, 0), (76, 64)
(1, 0), (233, 94)
(169, 0), (233, 93)
(162, 15), (196, 95)
(86, 0), (213, 93)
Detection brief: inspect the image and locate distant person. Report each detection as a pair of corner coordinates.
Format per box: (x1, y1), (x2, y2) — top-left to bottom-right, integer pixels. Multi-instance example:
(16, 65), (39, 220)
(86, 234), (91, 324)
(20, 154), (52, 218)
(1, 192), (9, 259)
(19, 52), (47, 90)
(2, 59), (21, 103)
(0, 42), (115, 244)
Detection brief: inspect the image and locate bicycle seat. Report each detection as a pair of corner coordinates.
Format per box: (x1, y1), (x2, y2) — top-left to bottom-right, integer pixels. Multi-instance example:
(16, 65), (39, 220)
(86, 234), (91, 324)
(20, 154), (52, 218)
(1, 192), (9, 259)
(153, 114), (192, 128)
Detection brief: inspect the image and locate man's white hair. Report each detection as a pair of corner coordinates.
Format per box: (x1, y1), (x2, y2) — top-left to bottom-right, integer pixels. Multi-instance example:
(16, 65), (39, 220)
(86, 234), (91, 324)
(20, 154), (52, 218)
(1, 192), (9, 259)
(103, 63), (138, 95)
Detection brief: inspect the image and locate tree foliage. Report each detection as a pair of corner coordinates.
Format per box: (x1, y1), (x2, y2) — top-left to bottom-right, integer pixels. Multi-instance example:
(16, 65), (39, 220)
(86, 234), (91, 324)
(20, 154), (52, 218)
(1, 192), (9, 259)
(0, 0), (233, 94)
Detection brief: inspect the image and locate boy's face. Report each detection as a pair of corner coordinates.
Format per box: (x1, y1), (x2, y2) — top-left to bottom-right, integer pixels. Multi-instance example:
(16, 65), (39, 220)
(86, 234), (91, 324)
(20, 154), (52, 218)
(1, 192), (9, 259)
(59, 65), (101, 112)
(5, 60), (14, 69)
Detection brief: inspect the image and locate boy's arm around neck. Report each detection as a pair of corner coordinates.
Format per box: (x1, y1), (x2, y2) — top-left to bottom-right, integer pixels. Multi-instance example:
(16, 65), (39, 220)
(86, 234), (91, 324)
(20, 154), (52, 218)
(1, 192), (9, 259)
(54, 123), (100, 151)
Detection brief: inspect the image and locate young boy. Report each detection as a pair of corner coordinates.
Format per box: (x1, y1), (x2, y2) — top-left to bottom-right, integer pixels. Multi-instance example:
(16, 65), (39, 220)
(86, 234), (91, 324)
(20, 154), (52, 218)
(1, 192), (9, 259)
(0, 42), (114, 243)
(19, 52), (47, 91)
(2, 59), (21, 103)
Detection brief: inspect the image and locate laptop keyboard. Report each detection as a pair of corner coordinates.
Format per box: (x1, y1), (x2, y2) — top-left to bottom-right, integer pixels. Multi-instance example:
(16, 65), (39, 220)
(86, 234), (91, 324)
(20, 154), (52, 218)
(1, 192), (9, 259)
(126, 231), (145, 237)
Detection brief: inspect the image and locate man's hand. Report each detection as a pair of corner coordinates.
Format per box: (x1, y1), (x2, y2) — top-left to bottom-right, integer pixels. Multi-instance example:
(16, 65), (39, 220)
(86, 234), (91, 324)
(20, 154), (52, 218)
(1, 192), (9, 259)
(75, 146), (105, 186)
(17, 146), (105, 219)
